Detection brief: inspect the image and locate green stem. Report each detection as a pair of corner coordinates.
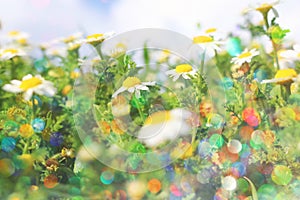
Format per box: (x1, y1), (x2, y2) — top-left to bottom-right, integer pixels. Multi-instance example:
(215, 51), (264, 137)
(264, 13), (280, 70)
(96, 45), (104, 60)
(135, 99), (145, 121)
(22, 139), (30, 154)
(32, 97), (36, 119)
(200, 50), (206, 75)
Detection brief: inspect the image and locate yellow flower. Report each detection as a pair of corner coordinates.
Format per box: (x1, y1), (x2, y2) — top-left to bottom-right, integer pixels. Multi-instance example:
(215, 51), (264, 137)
(19, 124), (34, 138)
(7, 30), (29, 45)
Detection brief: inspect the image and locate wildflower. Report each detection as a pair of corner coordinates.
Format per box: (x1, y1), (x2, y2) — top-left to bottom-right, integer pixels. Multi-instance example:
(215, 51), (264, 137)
(61, 147), (75, 158)
(111, 95), (130, 117)
(84, 32), (114, 46)
(261, 68), (297, 84)
(231, 48), (259, 66)
(279, 44), (300, 61)
(138, 108), (192, 148)
(166, 64), (197, 81)
(2, 74), (57, 101)
(46, 47), (67, 57)
(255, 1), (279, 16)
(67, 41), (83, 51)
(0, 48), (26, 60)
(112, 76), (155, 98)
(7, 30), (29, 45)
(193, 34), (223, 56)
(60, 32), (83, 43)
(19, 124), (34, 138)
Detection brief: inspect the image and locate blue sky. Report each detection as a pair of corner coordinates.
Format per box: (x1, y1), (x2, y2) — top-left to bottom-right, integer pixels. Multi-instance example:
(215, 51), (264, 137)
(0, 0), (298, 43)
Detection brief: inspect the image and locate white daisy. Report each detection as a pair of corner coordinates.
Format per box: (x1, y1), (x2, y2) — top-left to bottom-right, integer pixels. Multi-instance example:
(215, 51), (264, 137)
(166, 64), (197, 81)
(261, 68), (297, 84)
(112, 76), (155, 98)
(138, 108), (192, 148)
(46, 46), (67, 57)
(60, 32), (83, 43)
(193, 34), (223, 57)
(7, 30), (29, 45)
(83, 32), (115, 46)
(0, 48), (26, 60)
(279, 44), (300, 61)
(2, 74), (57, 101)
(231, 48), (259, 66)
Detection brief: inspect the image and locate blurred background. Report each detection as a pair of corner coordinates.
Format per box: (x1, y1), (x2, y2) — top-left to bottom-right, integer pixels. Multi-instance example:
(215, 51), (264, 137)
(0, 0), (298, 43)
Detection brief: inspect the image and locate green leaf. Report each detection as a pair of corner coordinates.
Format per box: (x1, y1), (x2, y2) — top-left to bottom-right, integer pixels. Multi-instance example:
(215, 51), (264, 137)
(244, 176), (258, 200)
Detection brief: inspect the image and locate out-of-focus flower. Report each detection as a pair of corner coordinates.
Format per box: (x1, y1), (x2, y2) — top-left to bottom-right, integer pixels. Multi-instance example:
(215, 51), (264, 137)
(46, 47), (67, 57)
(61, 147), (75, 158)
(84, 32), (114, 46)
(60, 32), (83, 43)
(279, 44), (300, 61)
(112, 77), (155, 98)
(7, 30), (29, 45)
(138, 108), (192, 148)
(193, 34), (223, 56)
(166, 64), (197, 81)
(231, 48), (259, 66)
(261, 68), (297, 84)
(0, 48), (26, 60)
(2, 74), (57, 101)
(111, 95), (130, 117)
(255, 1), (279, 16)
(67, 40), (83, 51)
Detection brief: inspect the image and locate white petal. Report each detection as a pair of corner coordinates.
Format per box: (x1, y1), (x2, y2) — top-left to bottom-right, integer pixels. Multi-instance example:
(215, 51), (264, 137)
(142, 81), (156, 86)
(11, 80), (22, 86)
(135, 89), (141, 98)
(136, 85), (149, 90)
(2, 84), (22, 93)
(23, 89), (33, 101)
(172, 74), (180, 81)
(166, 69), (176, 75)
(181, 73), (189, 79)
(128, 87), (135, 93)
(112, 86), (126, 98)
(22, 74), (33, 80)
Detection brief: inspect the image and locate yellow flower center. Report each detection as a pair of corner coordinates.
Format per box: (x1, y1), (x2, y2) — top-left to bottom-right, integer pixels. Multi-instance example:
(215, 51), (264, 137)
(3, 49), (18, 54)
(20, 77), (42, 90)
(256, 3), (273, 14)
(193, 35), (213, 44)
(275, 69), (297, 79)
(238, 52), (251, 59)
(144, 111), (171, 125)
(8, 31), (20, 36)
(122, 77), (141, 88)
(87, 33), (104, 40)
(297, 53), (300, 58)
(205, 28), (217, 34)
(175, 64), (193, 73)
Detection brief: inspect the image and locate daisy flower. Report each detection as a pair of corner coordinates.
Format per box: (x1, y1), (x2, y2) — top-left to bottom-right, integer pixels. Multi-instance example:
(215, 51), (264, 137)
(255, 1), (279, 16)
(279, 44), (300, 61)
(166, 64), (197, 81)
(84, 32), (114, 46)
(60, 32), (83, 43)
(193, 34), (223, 56)
(7, 30), (29, 45)
(2, 74), (57, 101)
(0, 48), (26, 60)
(112, 77), (155, 98)
(231, 48), (259, 66)
(138, 108), (192, 148)
(46, 47), (67, 57)
(261, 68), (297, 84)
